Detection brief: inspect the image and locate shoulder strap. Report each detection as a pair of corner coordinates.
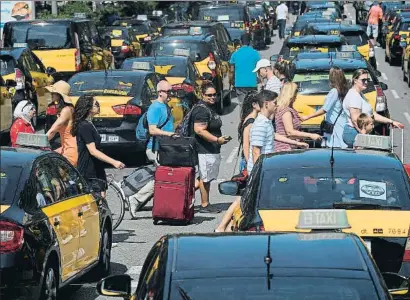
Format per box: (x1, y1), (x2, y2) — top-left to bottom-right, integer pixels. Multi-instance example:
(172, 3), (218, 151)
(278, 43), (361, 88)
(158, 105), (172, 130)
(237, 117), (255, 156)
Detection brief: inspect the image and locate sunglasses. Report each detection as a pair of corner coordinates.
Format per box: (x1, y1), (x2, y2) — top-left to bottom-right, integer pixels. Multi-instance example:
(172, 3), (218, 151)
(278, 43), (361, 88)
(94, 101), (100, 108)
(359, 78), (369, 84)
(205, 93), (217, 97)
(160, 90), (171, 95)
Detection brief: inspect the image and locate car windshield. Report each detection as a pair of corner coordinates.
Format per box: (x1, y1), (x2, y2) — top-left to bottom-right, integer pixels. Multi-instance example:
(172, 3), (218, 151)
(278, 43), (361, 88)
(170, 277), (378, 299)
(68, 74), (140, 96)
(343, 31), (369, 46)
(149, 42), (209, 62)
(198, 7), (244, 22)
(162, 26), (210, 36)
(293, 72), (375, 95)
(122, 58), (187, 77)
(129, 24), (149, 34)
(5, 22), (73, 49)
(0, 166), (23, 205)
(258, 166), (410, 210)
(249, 6), (264, 19)
(400, 22), (410, 31)
(100, 27), (129, 40)
(227, 28), (245, 40)
(0, 56), (16, 76)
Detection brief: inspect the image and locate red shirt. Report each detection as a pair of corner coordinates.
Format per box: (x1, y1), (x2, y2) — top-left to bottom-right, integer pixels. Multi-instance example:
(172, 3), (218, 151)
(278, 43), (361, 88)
(368, 5), (383, 25)
(10, 118), (35, 147)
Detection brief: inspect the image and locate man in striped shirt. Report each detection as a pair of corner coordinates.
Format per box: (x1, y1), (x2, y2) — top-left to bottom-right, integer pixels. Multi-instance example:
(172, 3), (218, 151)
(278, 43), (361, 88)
(253, 59), (281, 94)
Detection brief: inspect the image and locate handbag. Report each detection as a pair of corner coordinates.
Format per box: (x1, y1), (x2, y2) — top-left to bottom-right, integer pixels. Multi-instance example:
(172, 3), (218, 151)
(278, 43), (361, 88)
(157, 136), (198, 167)
(122, 165), (156, 197)
(320, 107), (344, 135)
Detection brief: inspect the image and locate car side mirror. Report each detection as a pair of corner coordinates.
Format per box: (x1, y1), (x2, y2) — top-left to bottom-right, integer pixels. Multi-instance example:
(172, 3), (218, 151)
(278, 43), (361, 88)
(45, 67), (56, 76)
(5, 79), (17, 87)
(382, 272), (410, 295)
(96, 275), (132, 298)
(270, 54), (279, 61)
(218, 181), (240, 196)
(195, 53), (201, 61)
(201, 72), (213, 81)
(379, 82), (388, 90)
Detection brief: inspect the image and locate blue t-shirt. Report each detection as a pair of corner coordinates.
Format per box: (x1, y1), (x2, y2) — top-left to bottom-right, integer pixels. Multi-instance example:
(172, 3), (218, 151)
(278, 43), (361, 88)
(323, 88), (348, 148)
(146, 101), (174, 151)
(229, 46), (261, 88)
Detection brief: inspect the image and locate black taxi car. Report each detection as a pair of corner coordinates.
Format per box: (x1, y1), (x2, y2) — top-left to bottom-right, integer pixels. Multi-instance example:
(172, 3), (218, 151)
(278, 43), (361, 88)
(0, 133), (113, 300)
(219, 134), (410, 283)
(96, 211), (409, 299)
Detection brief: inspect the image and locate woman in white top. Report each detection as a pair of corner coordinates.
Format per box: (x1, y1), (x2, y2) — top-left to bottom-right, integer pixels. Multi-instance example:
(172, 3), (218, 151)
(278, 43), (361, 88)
(342, 69), (403, 148)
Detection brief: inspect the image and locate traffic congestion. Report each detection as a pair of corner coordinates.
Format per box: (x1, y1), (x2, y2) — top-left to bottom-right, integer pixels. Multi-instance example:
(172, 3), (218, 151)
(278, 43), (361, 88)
(1, 1), (410, 299)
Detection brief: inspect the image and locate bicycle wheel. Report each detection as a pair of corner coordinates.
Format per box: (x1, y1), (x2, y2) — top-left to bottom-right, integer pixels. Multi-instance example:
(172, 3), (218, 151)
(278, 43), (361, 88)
(106, 180), (125, 230)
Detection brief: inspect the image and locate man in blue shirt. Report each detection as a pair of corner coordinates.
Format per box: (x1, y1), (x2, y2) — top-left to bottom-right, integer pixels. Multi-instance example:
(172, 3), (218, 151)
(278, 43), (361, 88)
(129, 80), (174, 217)
(229, 33), (261, 107)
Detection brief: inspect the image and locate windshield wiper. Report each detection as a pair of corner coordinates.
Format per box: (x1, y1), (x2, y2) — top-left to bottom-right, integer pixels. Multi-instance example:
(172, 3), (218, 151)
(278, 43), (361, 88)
(333, 202), (402, 210)
(178, 286), (192, 300)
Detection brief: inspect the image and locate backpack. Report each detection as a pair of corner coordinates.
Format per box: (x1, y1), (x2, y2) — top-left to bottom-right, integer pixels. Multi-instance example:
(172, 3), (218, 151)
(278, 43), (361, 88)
(175, 103), (211, 137)
(136, 105), (171, 145)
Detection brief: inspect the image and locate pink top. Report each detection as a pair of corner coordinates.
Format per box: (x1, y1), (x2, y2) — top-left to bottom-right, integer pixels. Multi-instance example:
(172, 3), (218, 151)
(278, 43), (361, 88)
(274, 106), (301, 152)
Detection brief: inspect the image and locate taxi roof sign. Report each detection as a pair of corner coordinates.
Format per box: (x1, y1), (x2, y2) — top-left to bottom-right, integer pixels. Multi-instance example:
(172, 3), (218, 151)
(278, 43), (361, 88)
(218, 15), (230, 21)
(16, 133), (50, 148)
(354, 134), (392, 150)
(174, 48), (190, 57)
(137, 15), (148, 21)
(335, 52), (355, 59)
(296, 209), (351, 230)
(132, 61), (151, 71)
(340, 45), (357, 52)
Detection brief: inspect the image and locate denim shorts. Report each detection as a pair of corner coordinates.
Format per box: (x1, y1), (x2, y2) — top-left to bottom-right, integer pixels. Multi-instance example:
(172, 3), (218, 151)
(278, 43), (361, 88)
(239, 157), (247, 173)
(342, 125), (358, 148)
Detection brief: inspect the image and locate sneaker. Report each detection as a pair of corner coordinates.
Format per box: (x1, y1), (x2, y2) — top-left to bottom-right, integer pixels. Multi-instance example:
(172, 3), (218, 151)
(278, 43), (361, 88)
(129, 198), (143, 218)
(198, 204), (222, 214)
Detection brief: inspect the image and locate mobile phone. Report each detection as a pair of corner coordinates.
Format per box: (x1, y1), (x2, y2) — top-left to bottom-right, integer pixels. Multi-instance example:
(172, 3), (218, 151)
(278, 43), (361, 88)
(224, 136), (232, 141)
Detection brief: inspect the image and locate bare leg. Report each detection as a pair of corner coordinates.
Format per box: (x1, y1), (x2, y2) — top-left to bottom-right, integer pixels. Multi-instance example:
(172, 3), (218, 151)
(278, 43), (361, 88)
(215, 198), (240, 232)
(199, 179), (210, 207)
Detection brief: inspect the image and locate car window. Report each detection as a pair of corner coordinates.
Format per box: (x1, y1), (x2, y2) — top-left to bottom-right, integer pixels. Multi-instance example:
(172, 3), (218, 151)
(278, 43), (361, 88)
(76, 22), (92, 48)
(400, 21), (410, 31)
(88, 22), (102, 46)
(34, 159), (58, 207)
(31, 52), (46, 73)
(0, 165), (23, 205)
(0, 55), (16, 76)
(150, 41), (210, 62)
(25, 51), (43, 73)
(343, 31), (369, 46)
(258, 167), (410, 210)
(51, 157), (86, 199)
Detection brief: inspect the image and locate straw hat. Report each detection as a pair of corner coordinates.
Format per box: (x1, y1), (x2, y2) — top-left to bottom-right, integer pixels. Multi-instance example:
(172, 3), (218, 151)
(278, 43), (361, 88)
(45, 80), (72, 104)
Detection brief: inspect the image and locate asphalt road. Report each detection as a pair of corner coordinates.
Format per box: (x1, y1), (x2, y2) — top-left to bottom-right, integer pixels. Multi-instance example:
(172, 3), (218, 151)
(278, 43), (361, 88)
(55, 4), (410, 299)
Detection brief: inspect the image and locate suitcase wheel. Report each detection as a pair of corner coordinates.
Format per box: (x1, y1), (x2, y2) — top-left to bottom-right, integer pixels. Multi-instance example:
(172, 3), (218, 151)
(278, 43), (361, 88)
(153, 219), (159, 225)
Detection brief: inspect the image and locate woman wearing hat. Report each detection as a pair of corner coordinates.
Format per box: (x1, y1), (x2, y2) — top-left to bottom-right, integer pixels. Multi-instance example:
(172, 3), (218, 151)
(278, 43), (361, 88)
(10, 100), (36, 147)
(45, 81), (78, 166)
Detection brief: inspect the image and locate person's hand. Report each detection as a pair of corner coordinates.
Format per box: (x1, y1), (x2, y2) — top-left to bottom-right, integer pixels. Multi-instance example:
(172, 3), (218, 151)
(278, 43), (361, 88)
(217, 136), (229, 145)
(297, 142), (309, 149)
(392, 121), (404, 129)
(300, 115), (309, 122)
(310, 133), (323, 141)
(113, 160), (125, 169)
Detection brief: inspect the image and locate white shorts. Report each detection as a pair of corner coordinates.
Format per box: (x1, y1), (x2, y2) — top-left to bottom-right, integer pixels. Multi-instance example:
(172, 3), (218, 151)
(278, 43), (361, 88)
(197, 153), (221, 183)
(367, 24), (378, 39)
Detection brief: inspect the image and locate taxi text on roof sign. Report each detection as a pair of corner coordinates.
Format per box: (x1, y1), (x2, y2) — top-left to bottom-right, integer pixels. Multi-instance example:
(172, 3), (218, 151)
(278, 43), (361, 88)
(132, 61), (151, 71)
(340, 45), (358, 52)
(16, 133), (50, 148)
(354, 134), (392, 150)
(174, 48), (190, 57)
(296, 209), (351, 230)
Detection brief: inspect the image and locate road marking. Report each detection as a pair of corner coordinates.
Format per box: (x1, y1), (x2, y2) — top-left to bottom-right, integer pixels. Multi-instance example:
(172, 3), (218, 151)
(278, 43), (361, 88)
(226, 146), (239, 163)
(404, 112), (410, 125)
(381, 72), (388, 80)
(391, 90), (400, 99)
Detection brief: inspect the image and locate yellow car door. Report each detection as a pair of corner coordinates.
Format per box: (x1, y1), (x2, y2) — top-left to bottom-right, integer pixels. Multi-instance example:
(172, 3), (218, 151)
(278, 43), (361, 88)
(50, 157), (101, 270)
(36, 158), (81, 282)
(0, 78), (13, 132)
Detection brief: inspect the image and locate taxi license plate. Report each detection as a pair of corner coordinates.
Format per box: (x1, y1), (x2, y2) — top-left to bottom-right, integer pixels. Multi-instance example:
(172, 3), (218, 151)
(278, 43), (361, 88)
(364, 240), (372, 253)
(101, 134), (119, 143)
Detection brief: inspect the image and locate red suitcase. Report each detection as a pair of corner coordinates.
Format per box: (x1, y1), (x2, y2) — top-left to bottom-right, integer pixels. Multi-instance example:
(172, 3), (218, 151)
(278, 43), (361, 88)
(152, 166), (195, 225)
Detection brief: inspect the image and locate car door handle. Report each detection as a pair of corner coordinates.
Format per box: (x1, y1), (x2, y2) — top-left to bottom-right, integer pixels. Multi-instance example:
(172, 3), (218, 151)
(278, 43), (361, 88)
(54, 220), (60, 226)
(78, 211), (83, 217)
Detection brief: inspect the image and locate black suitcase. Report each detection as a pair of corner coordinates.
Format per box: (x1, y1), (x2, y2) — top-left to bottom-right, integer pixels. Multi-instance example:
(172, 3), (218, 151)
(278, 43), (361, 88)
(157, 136), (197, 167)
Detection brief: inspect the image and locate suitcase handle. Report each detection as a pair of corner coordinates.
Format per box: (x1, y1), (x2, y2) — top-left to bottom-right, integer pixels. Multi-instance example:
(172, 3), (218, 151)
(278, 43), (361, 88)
(390, 125), (404, 162)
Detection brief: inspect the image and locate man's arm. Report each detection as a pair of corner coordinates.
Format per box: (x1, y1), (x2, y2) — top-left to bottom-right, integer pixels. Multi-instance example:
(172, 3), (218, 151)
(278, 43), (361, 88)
(147, 106), (173, 137)
(252, 145), (262, 164)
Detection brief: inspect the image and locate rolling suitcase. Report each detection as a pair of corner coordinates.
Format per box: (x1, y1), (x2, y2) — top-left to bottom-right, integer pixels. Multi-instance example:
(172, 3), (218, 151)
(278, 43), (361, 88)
(152, 166), (195, 225)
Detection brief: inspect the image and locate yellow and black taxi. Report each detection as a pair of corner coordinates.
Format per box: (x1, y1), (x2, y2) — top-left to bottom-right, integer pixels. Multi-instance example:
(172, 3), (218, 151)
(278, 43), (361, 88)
(0, 77), (16, 144)
(65, 70), (161, 152)
(147, 11), (170, 33)
(2, 19), (113, 81)
(300, 22), (377, 69)
(161, 21), (235, 55)
(0, 133), (113, 300)
(96, 213), (408, 299)
(146, 34), (232, 114)
(290, 17), (335, 37)
(305, 1), (346, 20)
(385, 15), (410, 66)
(0, 47), (55, 127)
(98, 26), (142, 68)
(403, 40), (410, 87)
(290, 55), (390, 136)
(247, 2), (272, 47)
(380, 8), (410, 49)
(121, 55), (202, 126)
(274, 35), (349, 63)
(219, 134), (410, 284)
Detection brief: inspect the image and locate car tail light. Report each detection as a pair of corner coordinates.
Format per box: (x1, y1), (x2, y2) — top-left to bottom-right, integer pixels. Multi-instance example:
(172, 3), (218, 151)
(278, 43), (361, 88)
(375, 86), (387, 112)
(144, 36), (151, 42)
(245, 21), (250, 32)
(121, 42), (130, 53)
(394, 34), (401, 41)
(0, 221), (24, 254)
(247, 225), (265, 232)
(46, 104), (58, 116)
(173, 83), (194, 93)
(14, 68), (25, 90)
(112, 104), (141, 115)
(404, 164), (410, 177)
(403, 227), (410, 262)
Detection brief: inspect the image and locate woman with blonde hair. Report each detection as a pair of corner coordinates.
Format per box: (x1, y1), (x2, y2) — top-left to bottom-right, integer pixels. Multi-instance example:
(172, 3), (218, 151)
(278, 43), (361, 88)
(342, 69), (403, 147)
(302, 67), (349, 147)
(274, 82), (322, 152)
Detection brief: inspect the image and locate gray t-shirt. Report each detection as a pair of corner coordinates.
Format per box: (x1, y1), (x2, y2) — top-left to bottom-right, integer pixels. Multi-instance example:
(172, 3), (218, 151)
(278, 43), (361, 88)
(343, 89), (373, 127)
(265, 75), (281, 94)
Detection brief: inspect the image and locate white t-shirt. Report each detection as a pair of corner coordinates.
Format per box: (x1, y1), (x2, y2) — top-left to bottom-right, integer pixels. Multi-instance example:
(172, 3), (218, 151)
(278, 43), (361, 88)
(343, 89), (373, 127)
(265, 75), (281, 94)
(276, 3), (288, 20)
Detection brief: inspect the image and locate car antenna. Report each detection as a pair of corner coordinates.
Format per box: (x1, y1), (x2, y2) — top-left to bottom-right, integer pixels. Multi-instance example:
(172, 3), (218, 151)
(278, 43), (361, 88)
(265, 235), (272, 290)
